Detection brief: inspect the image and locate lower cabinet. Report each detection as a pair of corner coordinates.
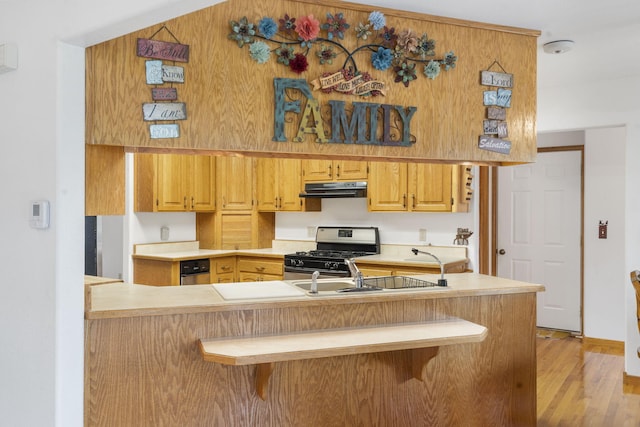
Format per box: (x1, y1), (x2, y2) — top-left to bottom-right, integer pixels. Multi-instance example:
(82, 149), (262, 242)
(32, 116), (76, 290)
(237, 256), (283, 282)
(212, 256), (236, 283)
(359, 262), (468, 277)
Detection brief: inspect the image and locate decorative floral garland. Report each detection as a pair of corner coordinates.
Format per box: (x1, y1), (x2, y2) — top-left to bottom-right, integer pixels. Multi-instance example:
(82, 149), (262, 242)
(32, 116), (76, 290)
(228, 10), (458, 95)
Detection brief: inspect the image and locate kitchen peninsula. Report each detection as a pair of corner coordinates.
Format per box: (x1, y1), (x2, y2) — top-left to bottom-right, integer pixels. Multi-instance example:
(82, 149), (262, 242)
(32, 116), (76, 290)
(85, 274), (543, 426)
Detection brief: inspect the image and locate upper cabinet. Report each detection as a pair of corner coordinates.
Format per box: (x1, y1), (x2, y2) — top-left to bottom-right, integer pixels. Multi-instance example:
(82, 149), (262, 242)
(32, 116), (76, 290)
(216, 156), (254, 211)
(85, 0), (539, 164)
(135, 153), (215, 212)
(302, 160), (368, 182)
(257, 158), (319, 212)
(368, 162), (457, 212)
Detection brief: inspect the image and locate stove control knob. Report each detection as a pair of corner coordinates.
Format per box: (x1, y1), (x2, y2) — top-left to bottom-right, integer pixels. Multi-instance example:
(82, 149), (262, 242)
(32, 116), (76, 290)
(295, 259), (304, 267)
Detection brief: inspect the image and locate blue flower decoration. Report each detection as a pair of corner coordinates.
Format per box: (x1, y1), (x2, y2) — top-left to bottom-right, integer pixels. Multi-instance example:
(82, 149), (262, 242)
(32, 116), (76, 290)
(249, 41), (271, 64)
(423, 60), (441, 79)
(258, 17), (278, 39)
(371, 47), (393, 71)
(442, 51), (458, 70)
(368, 11), (386, 31)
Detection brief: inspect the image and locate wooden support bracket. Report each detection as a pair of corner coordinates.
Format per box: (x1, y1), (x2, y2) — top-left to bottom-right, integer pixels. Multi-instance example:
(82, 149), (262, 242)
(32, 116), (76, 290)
(411, 346), (440, 381)
(255, 362), (274, 400)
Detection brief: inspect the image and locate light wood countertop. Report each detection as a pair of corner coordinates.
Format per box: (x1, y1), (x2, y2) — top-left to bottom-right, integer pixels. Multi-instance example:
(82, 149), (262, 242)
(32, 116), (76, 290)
(87, 273), (544, 319)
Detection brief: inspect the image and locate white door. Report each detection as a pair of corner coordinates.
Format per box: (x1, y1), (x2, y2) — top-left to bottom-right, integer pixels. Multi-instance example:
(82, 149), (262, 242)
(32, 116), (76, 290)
(497, 150), (582, 332)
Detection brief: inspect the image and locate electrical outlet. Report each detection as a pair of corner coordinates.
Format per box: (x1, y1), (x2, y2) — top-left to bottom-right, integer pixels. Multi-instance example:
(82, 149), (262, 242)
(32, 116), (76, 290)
(419, 228), (427, 241)
(307, 226), (316, 238)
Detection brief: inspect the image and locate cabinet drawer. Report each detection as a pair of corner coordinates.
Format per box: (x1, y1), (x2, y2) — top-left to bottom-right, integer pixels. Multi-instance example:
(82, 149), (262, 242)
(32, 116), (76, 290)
(215, 257), (236, 274)
(360, 267), (393, 277)
(238, 258), (283, 276)
(215, 272), (236, 283)
(238, 272), (283, 282)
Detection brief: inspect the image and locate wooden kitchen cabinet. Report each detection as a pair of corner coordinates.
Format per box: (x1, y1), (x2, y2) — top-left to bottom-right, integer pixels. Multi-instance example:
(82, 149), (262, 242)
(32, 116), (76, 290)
(212, 256), (236, 283)
(135, 153), (215, 212)
(256, 158), (320, 212)
(368, 162), (453, 212)
(217, 156), (254, 211)
(302, 159), (368, 182)
(237, 256), (283, 282)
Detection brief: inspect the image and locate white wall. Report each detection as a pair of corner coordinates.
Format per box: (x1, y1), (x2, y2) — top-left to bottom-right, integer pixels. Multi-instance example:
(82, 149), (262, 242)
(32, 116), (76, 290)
(0, 1), (224, 426)
(537, 76), (640, 375)
(583, 127), (626, 341)
(276, 195), (478, 268)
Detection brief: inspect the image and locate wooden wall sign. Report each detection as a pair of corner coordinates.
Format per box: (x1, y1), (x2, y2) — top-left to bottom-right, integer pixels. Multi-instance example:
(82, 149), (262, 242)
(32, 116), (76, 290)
(137, 38), (190, 62)
(150, 124), (180, 139)
(152, 88), (178, 101)
(142, 103), (187, 121)
(478, 61), (513, 155)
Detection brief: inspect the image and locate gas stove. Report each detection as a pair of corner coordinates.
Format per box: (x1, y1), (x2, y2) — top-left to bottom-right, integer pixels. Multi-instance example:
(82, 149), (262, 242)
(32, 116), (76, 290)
(284, 226), (380, 278)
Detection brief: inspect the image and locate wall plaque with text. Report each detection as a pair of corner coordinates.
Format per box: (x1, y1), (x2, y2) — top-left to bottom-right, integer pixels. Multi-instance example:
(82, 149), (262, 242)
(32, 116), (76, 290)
(142, 103), (187, 121)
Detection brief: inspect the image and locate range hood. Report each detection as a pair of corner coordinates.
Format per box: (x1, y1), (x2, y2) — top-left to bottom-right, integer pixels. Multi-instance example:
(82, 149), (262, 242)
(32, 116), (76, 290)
(299, 182), (367, 198)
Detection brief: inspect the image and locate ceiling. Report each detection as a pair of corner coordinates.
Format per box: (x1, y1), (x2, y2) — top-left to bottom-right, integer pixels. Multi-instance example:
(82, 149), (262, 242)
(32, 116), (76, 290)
(349, 0), (640, 88)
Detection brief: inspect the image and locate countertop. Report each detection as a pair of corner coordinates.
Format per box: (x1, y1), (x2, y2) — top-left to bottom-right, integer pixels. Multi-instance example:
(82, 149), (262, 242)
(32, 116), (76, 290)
(130, 240), (469, 269)
(87, 273), (544, 319)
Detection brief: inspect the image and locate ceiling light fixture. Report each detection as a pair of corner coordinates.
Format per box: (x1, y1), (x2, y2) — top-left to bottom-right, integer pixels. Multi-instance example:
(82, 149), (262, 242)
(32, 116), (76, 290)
(542, 40), (575, 54)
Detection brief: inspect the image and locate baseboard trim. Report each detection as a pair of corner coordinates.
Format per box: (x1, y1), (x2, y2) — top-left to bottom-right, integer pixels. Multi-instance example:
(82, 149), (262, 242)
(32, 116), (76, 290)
(623, 372), (640, 393)
(582, 336), (625, 352)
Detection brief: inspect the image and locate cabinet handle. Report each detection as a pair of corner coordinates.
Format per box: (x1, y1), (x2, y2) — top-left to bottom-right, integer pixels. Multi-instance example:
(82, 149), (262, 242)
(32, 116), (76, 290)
(256, 266), (265, 272)
(191, 196), (194, 210)
(328, 164), (332, 178)
(274, 197), (278, 209)
(220, 265), (230, 271)
(183, 196), (187, 209)
(412, 194), (416, 208)
(403, 194), (407, 208)
(336, 164), (340, 178)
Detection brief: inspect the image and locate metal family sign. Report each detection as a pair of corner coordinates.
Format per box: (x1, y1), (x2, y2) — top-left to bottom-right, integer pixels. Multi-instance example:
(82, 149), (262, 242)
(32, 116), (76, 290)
(137, 34), (190, 139)
(273, 78), (416, 146)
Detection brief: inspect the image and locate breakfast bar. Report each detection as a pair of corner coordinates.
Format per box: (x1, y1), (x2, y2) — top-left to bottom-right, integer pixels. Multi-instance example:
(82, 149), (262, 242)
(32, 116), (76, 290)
(85, 274), (543, 426)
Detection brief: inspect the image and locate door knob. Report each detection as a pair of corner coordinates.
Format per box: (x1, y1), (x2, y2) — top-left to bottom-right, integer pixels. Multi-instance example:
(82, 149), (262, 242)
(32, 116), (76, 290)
(498, 249), (506, 255)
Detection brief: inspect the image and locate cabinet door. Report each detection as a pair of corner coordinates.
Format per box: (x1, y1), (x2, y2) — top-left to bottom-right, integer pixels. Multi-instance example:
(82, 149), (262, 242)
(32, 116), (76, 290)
(256, 158), (278, 211)
(190, 156), (216, 211)
(156, 154), (188, 211)
(408, 164), (453, 212)
(367, 162), (408, 211)
(217, 156), (254, 210)
(277, 158), (302, 211)
(302, 159), (333, 181)
(335, 160), (368, 181)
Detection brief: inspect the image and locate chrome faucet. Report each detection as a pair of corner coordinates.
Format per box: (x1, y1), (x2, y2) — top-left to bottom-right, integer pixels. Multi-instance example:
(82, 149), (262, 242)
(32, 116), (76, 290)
(310, 270), (320, 294)
(411, 248), (448, 286)
(344, 258), (364, 288)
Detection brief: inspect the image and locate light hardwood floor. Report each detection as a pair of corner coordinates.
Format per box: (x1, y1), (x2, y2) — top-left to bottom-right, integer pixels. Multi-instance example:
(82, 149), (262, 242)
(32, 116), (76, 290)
(537, 335), (640, 426)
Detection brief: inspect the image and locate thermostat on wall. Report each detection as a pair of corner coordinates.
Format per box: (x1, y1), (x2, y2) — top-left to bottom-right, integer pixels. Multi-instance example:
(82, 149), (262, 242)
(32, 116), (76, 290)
(29, 200), (50, 229)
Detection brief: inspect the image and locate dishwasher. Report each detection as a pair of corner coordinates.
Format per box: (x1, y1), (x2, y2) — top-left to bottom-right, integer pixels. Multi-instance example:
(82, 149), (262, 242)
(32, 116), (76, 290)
(180, 259), (211, 285)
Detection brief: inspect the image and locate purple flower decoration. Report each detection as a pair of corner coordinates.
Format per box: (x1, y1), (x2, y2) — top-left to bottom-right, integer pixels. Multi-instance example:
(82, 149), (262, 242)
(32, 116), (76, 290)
(378, 26), (398, 49)
(371, 47), (393, 71)
(258, 17), (277, 39)
(322, 12), (350, 40)
(278, 14), (296, 36)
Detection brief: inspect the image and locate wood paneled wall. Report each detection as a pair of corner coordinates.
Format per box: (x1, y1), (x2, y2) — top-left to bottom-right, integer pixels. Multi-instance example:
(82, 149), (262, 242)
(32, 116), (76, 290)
(86, 0), (539, 165)
(85, 293), (538, 426)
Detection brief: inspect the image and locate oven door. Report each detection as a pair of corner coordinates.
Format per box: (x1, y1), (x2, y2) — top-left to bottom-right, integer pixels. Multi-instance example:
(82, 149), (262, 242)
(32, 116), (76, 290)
(283, 267), (350, 281)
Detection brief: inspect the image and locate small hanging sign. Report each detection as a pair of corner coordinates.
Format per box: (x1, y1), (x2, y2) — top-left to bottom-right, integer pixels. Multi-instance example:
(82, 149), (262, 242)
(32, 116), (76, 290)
(161, 65), (185, 83)
(152, 87), (178, 101)
(137, 38), (190, 62)
(478, 135), (511, 154)
(142, 102), (187, 121)
(150, 124), (180, 139)
(487, 106), (506, 120)
(480, 70), (513, 88)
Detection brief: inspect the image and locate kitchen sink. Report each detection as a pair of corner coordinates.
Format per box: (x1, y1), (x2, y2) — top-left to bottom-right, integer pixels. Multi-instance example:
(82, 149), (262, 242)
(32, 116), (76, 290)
(291, 276), (445, 295)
